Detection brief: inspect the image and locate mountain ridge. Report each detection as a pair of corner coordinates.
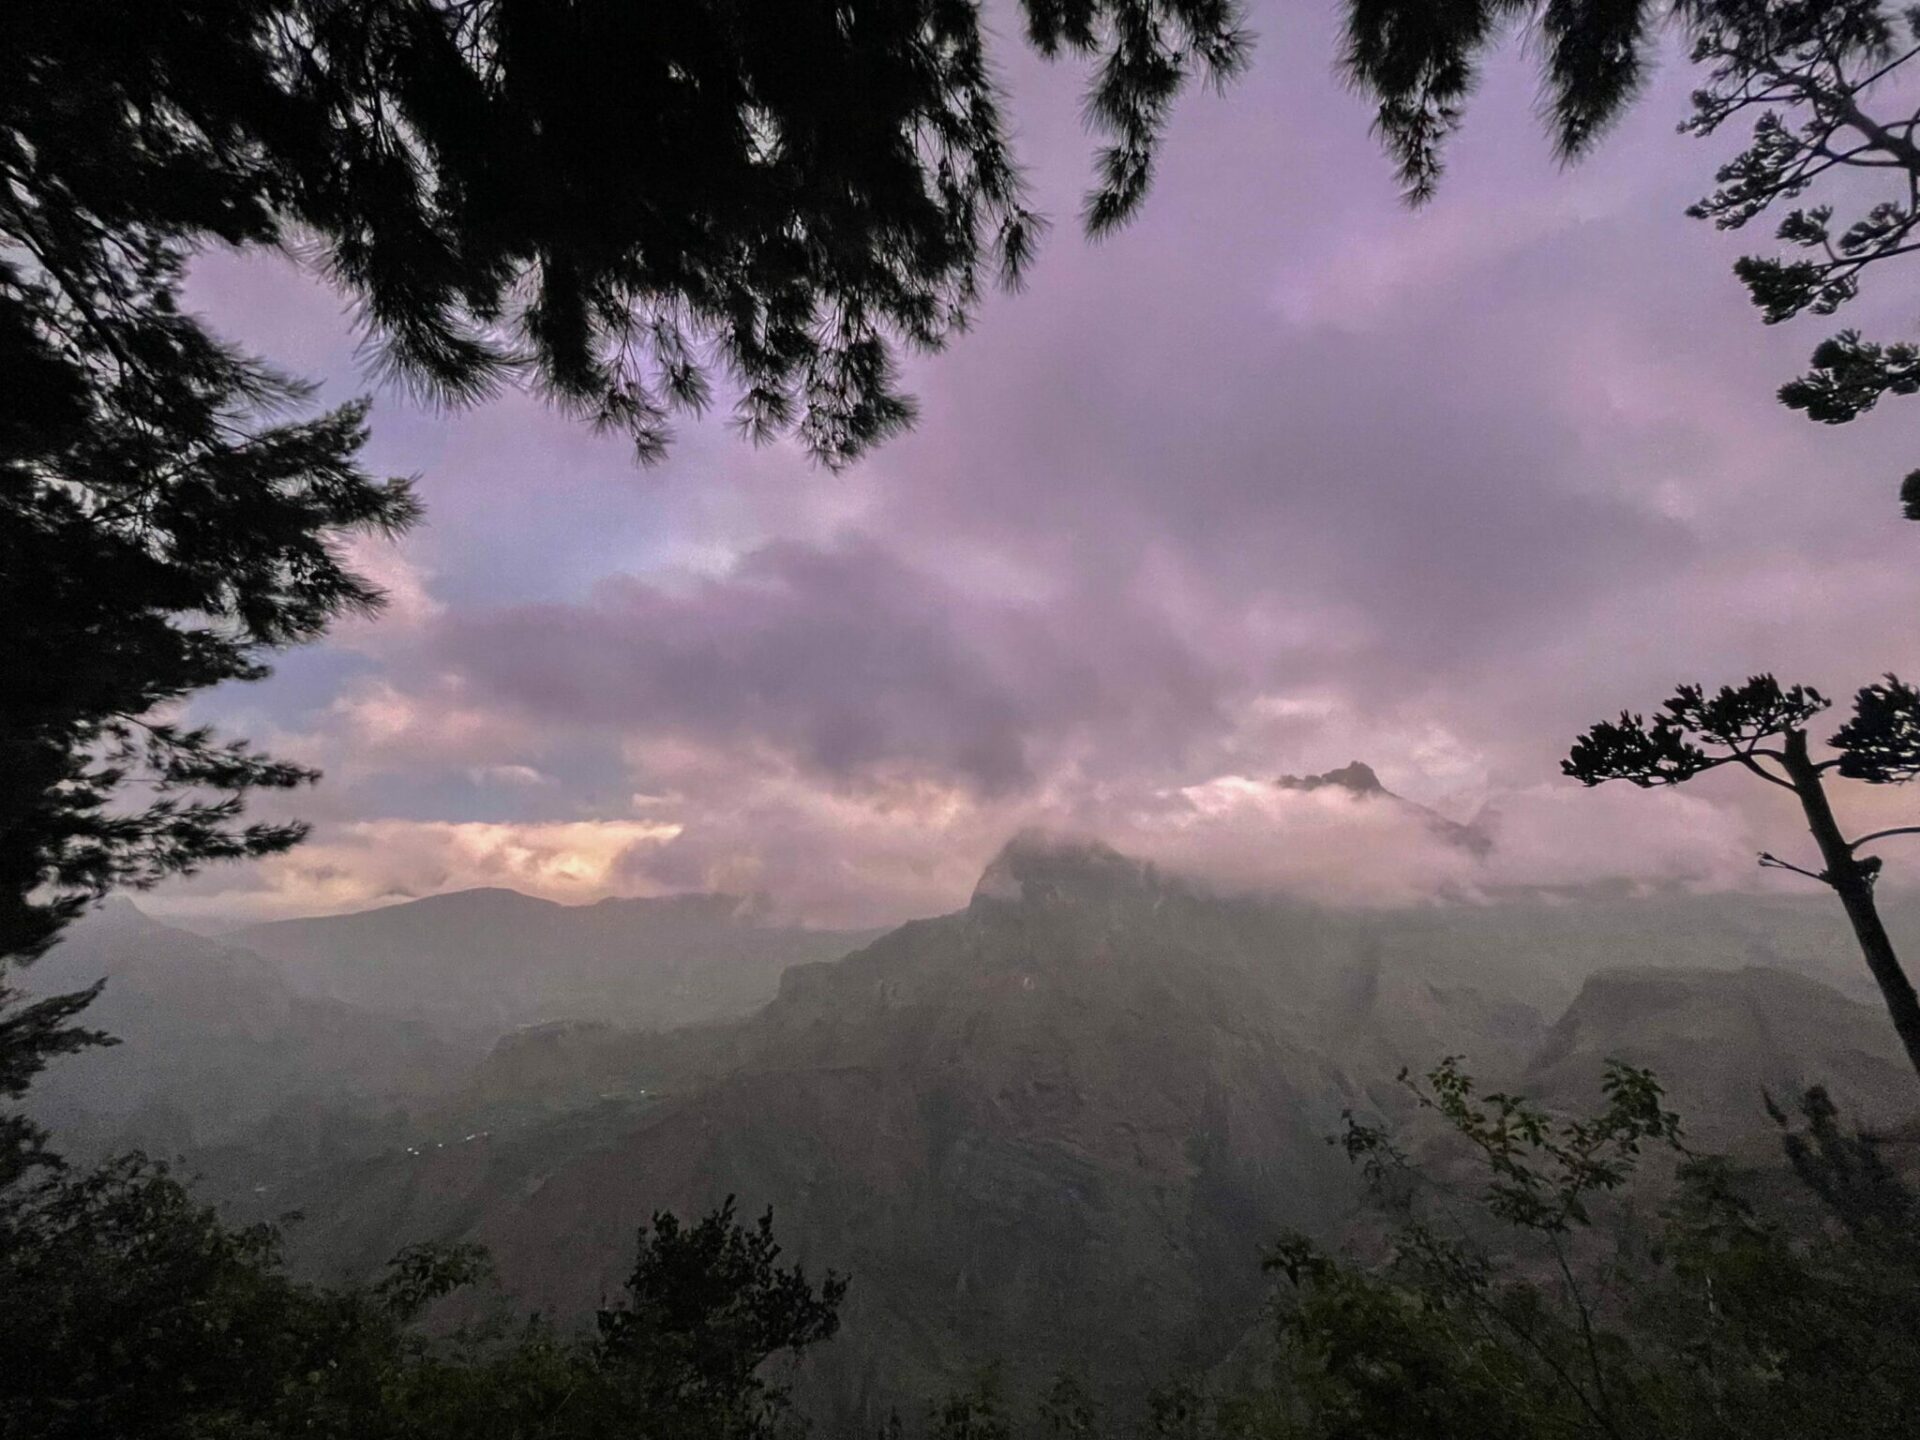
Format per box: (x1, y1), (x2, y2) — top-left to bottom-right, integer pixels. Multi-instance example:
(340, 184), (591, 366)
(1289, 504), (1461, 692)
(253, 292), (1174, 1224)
(25, 900), (478, 1162)
(233, 886), (881, 1035)
(242, 833), (1917, 1425)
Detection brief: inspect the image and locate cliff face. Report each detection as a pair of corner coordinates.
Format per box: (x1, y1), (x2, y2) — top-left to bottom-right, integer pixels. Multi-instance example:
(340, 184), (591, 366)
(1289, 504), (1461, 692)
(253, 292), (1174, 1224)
(1525, 964), (1913, 1142)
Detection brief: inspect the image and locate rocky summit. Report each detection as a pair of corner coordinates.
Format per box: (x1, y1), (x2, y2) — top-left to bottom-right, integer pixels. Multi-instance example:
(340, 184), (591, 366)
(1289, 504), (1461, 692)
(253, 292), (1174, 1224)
(1275, 762), (1492, 856)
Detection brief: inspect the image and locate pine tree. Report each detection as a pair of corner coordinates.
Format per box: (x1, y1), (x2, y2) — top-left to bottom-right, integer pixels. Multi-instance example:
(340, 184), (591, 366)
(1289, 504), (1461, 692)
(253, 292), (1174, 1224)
(9, 1), (1250, 468)
(0, 213), (418, 967)
(1565, 674), (1920, 1081)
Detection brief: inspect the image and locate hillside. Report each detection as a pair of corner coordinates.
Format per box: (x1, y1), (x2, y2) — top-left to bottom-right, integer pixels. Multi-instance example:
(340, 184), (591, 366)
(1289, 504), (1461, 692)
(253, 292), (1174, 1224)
(23, 901), (478, 1162)
(235, 889), (879, 1034)
(1525, 964), (1914, 1143)
(38, 840), (1917, 1424)
(247, 834), (1920, 1425)
(260, 839), (1409, 1418)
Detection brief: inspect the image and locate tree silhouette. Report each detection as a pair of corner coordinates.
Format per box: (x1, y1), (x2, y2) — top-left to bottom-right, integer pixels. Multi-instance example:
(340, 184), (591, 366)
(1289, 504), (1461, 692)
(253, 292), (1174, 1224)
(0, 1144), (842, 1440)
(10, 0), (1250, 469)
(1342, 0), (1920, 518)
(1565, 674), (1920, 1080)
(0, 975), (112, 1191)
(0, 228), (419, 966)
(595, 1197), (846, 1440)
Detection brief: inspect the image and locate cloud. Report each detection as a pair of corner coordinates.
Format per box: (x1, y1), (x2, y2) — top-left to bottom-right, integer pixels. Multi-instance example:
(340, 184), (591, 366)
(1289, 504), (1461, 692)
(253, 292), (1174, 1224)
(469, 763), (549, 788)
(153, 818), (683, 924)
(152, 12), (1920, 928)
(434, 536), (1226, 798)
(331, 532), (445, 646)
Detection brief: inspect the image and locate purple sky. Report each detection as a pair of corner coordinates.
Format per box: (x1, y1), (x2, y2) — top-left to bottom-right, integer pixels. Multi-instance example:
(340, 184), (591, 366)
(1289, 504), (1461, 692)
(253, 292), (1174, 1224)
(155, 6), (1920, 928)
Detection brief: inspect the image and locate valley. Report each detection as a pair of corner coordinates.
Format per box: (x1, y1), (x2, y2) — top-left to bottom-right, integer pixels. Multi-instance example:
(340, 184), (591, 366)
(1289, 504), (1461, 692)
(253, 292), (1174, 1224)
(27, 833), (1915, 1424)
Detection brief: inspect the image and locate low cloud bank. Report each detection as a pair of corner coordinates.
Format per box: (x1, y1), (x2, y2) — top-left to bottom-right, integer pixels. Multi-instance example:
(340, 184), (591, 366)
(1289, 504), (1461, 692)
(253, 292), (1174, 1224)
(151, 756), (1782, 929)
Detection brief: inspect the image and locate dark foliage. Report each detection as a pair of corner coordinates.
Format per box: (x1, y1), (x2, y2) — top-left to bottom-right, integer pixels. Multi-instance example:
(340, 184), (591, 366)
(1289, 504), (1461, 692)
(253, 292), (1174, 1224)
(926, 1369), (1014, 1440)
(0, 1152), (484, 1440)
(1831, 674), (1920, 783)
(1, 17), (422, 964)
(595, 1197), (847, 1439)
(8, 0), (1249, 468)
(1563, 675), (1830, 789)
(0, 975), (111, 1190)
(1252, 1065), (1920, 1440)
(0, 1145), (841, 1440)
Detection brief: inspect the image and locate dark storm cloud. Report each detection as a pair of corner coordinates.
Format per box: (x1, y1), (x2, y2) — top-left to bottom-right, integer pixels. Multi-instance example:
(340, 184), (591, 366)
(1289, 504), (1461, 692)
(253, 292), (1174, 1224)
(436, 536), (1228, 796)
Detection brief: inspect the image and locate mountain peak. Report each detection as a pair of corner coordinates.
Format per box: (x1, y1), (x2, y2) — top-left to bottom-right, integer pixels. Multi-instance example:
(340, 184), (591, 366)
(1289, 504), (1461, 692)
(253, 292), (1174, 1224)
(1274, 760), (1385, 796)
(970, 829), (1171, 910)
(1273, 760), (1492, 858)
(71, 894), (164, 938)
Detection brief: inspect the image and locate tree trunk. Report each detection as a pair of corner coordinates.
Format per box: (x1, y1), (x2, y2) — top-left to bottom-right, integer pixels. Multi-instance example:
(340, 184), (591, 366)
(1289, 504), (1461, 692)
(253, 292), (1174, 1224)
(1781, 729), (1920, 1083)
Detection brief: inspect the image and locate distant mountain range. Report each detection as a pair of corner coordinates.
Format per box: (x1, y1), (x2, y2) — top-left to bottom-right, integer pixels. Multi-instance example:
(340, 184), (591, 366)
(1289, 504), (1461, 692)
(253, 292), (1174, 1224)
(233, 889), (881, 1035)
(182, 833), (1916, 1427)
(25, 890), (879, 1161)
(24, 901), (477, 1163)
